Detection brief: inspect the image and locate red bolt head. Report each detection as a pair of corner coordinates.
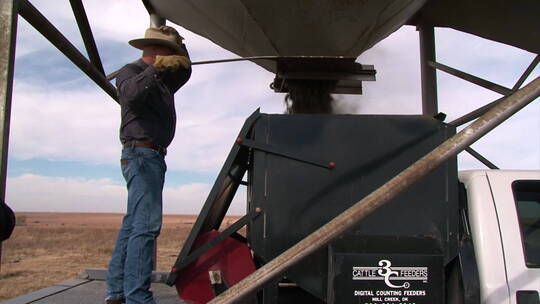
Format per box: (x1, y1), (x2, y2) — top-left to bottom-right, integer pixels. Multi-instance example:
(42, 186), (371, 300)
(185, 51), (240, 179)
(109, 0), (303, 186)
(236, 137), (243, 143)
(171, 268), (177, 273)
(328, 161), (336, 168)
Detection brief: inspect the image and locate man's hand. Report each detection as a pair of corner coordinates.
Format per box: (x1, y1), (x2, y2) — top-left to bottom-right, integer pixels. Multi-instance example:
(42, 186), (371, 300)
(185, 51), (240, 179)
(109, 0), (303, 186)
(154, 55), (191, 72)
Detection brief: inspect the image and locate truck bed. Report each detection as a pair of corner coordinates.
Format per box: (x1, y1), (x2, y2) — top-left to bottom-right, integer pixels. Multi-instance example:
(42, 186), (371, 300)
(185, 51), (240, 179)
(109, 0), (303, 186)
(1, 270), (187, 304)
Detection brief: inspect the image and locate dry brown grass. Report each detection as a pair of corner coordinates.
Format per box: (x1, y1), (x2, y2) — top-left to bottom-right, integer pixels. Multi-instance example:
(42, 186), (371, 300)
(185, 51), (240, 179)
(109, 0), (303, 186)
(0, 212), (239, 301)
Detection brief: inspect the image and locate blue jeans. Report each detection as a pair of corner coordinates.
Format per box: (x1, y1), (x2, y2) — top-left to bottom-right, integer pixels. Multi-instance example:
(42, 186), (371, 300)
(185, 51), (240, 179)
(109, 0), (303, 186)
(106, 147), (166, 304)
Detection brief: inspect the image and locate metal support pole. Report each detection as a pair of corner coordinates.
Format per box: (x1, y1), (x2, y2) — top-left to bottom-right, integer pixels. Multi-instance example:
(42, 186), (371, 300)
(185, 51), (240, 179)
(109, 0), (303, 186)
(208, 76), (540, 304)
(512, 55), (539, 91)
(18, 0), (118, 102)
(69, 0), (105, 75)
(450, 55), (539, 127)
(465, 147), (499, 169)
(418, 21), (438, 116)
(149, 13), (165, 28)
(429, 61), (512, 96)
(0, 0), (18, 274)
(450, 96), (505, 127)
(148, 5), (164, 272)
(106, 55), (362, 81)
(146, 0), (163, 272)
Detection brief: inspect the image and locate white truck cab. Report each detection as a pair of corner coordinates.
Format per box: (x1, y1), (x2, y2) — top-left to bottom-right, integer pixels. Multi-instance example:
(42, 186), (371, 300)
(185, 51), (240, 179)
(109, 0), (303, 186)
(459, 170), (540, 304)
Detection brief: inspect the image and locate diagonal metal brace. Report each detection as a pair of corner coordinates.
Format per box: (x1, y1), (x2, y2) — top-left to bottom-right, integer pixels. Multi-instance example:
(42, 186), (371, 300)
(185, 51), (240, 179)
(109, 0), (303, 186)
(465, 147), (499, 169)
(18, 0), (118, 102)
(167, 210), (260, 285)
(238, 138), (335, 169)
(450, 55), (539, 127)
(429, 61), (512, 96)
(69, 0), (105, 75)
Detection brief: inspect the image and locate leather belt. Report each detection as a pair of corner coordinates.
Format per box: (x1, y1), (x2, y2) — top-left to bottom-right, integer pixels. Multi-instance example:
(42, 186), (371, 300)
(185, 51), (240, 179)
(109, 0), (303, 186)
(123, 141), (167, 156)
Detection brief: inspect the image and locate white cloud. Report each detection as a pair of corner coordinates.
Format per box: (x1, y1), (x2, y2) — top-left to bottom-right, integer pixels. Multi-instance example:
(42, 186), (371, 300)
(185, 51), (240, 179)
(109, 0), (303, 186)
(16, 0), (236, 62)
(10, 60), (279, 173)
(10, 82), (121, 164)
(11, 0), (282, 175)
(6, 173), (247, 214)
(11, 24), (539, 174)
(15, 1), (88, 58)
(7, 174), (126, 213)
(459, 100), (540, 170)
(345, 25), (422, 114)
(435, 28), (537, 88)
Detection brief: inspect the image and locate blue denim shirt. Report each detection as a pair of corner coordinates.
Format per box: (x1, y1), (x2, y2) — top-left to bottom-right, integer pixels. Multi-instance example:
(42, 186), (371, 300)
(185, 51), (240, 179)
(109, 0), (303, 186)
(116, 58), (191, 148)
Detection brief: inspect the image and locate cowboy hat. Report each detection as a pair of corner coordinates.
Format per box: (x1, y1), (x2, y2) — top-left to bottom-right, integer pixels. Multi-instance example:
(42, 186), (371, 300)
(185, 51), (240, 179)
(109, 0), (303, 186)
(129, 26), (186, 55)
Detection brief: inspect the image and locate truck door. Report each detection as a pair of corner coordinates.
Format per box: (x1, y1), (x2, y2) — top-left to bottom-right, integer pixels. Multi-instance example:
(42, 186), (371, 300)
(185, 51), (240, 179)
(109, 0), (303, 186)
(487, 171), (540, 303)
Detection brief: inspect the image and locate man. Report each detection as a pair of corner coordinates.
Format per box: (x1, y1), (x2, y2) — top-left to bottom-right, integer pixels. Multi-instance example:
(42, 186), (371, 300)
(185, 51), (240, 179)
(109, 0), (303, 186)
(105, 25), (192, 304)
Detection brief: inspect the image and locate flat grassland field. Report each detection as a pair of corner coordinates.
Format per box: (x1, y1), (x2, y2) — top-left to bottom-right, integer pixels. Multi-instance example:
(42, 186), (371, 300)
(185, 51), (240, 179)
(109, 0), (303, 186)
(0, 212), (240, 301)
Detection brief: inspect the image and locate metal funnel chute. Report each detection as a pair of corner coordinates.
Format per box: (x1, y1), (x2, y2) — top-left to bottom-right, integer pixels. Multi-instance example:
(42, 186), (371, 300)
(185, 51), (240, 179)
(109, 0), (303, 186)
(147, 0), (427, 72)
(147, 0), (540, 66)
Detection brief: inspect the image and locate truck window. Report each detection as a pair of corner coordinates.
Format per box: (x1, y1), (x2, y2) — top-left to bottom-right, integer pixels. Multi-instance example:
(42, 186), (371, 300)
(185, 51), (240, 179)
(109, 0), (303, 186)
(512, 180), (540, 268)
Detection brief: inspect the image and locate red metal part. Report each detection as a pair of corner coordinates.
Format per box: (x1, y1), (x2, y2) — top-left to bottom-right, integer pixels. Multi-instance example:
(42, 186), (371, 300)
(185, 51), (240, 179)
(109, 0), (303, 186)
(175, 230), (256, 304)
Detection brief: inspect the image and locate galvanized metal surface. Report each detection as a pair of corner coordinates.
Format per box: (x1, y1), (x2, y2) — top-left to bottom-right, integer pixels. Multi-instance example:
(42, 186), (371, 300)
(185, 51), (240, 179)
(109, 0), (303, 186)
(1, 280), (184, 304)
(1, 279), (91, 304)
(148, 0), (426, 73)
(80, 269), (170, 283)
(208, 76), (540, 304)
(148, 1), (539, 72)
(18, 0), (118, 102)
(0, 0), (17, 202)
(0, 0), (17, 273)
(418, 22), (438, 116)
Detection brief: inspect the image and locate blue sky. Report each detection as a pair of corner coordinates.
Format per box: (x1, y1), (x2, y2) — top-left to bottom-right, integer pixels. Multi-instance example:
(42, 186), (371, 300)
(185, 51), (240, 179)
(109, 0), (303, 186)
(6, 1), (539, 214)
